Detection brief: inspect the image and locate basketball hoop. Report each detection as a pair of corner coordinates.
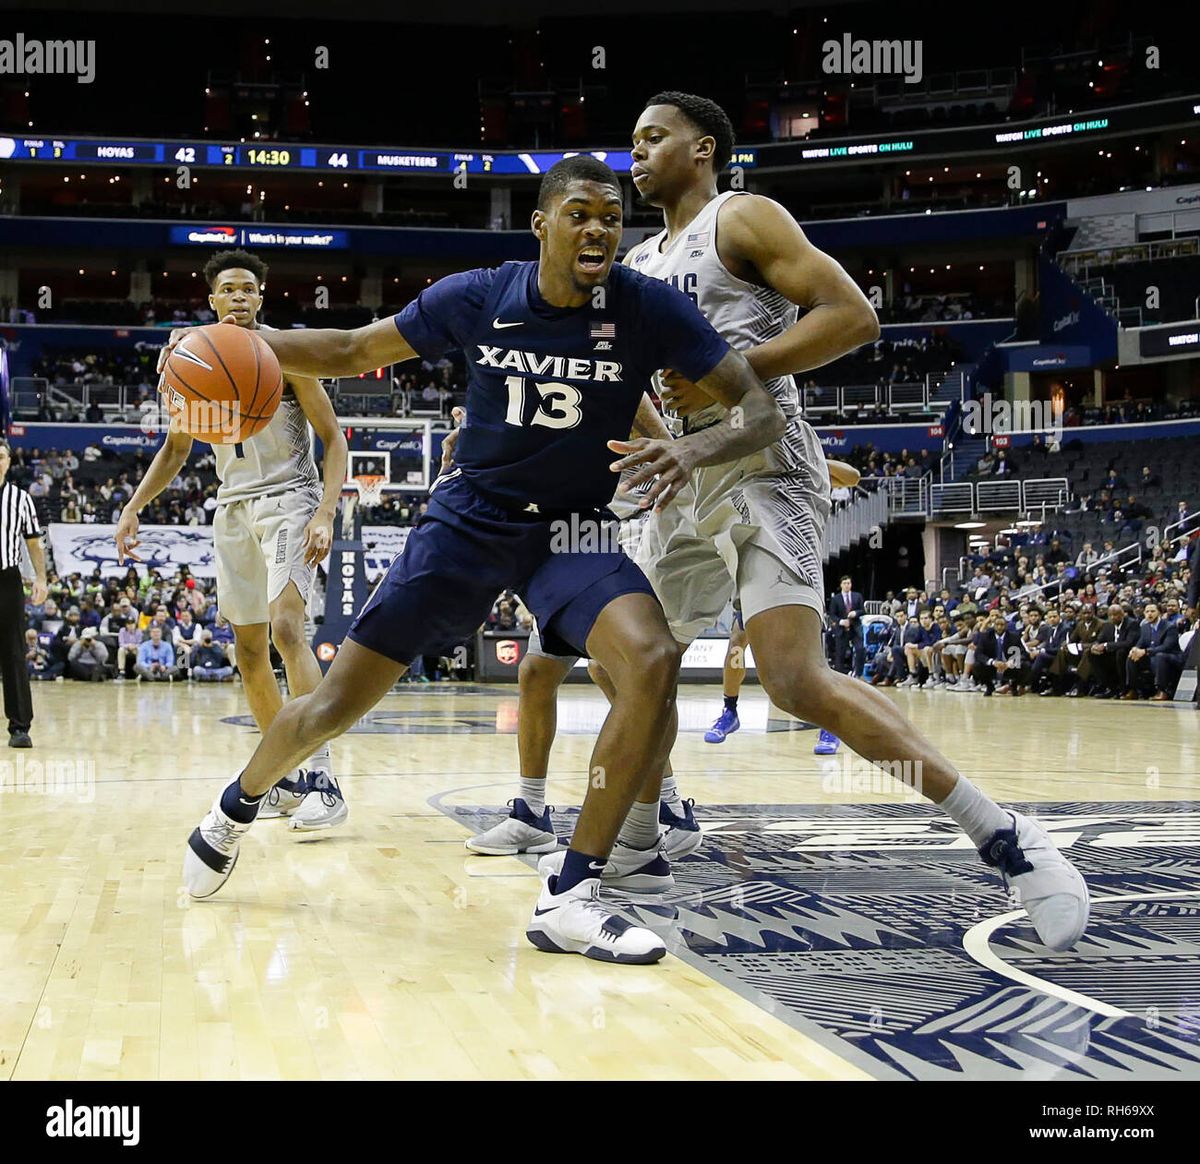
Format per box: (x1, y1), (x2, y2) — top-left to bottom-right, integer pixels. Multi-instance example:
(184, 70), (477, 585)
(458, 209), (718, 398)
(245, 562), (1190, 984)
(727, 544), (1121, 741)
(352, 474), (387, 509)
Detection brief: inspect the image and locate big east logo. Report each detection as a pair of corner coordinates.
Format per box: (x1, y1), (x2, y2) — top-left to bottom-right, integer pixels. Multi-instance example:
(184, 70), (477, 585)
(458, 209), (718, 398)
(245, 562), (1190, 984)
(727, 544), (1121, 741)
(495, 640), (521, 666)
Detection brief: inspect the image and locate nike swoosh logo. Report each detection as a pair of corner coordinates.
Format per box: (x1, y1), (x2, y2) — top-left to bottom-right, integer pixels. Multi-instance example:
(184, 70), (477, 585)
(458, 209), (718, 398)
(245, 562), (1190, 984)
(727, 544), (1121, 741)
(588, 861), (607, 872)
(533, 906), (558, 916)
(492, 318), (523, 329)
(173, 344), (214, 371)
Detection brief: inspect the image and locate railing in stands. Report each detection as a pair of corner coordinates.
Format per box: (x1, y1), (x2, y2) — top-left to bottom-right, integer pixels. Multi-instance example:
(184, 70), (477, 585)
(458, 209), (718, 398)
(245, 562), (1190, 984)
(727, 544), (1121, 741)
(975, 480), (1022, 511)
(871, 475), (928, 517)
(879, 476), (1074, 520)
(930, 482), (975, 515)
(1022, 478), (1072, 518)
(1163, 510), (1200, 552)
(799, 380), (937, 417)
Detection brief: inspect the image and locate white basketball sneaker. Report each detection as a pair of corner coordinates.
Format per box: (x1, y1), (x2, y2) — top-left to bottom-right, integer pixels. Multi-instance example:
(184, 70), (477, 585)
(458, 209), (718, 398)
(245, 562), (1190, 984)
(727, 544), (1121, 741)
(602, 841), (675, 892)
(184, 795), (252, 898)
(258, 771), (306, 819)
(978, 811), (1090, 951)
(289, 770), (348, 832)
(465, 798), (559, 855)
(526, 852), (666, 964)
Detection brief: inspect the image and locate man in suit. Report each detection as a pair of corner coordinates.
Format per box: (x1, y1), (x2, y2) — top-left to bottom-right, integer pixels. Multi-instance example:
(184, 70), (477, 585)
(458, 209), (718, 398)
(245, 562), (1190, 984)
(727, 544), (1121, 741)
(1031, 607), (1070, 695)
(1081, 604), (1140, 698)
(973, 611), (1027, 696)
(827, 575), (866, 677)
(1123, 602), (1184, 701)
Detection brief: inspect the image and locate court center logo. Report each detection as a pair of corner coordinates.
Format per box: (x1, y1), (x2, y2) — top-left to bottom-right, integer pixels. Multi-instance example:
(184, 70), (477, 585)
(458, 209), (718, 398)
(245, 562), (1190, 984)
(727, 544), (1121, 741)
(0, 35), (96, 84)
(822, 33), (923, 86)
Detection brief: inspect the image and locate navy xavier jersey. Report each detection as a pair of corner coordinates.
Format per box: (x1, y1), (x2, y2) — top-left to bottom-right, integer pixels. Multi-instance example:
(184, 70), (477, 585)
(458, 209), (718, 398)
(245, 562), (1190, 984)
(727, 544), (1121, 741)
(393, 261), (730, 513)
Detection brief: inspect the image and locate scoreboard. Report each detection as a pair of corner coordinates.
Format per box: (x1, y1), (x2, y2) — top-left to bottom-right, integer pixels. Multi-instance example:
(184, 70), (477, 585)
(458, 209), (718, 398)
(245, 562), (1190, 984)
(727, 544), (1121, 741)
(0, 135), (642, 176)
(1, 94), (1195, 178)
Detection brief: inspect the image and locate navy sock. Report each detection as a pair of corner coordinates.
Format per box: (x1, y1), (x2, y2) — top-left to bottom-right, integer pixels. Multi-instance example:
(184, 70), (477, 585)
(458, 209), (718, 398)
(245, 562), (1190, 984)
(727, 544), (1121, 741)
(554, 848), (606, 895)
(220, 776), (264, 824)
(723, 694), (738, 713)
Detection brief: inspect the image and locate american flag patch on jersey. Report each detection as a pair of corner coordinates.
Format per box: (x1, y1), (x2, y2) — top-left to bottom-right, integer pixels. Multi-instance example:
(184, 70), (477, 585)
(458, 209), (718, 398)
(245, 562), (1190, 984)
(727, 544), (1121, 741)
(590, 321), (616, 339)
(686, 230), (710, 245)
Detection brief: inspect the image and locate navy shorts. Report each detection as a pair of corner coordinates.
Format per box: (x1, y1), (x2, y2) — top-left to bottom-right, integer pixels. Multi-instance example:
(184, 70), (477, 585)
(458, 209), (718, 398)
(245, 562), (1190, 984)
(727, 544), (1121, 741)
(348, 472), (658, 665)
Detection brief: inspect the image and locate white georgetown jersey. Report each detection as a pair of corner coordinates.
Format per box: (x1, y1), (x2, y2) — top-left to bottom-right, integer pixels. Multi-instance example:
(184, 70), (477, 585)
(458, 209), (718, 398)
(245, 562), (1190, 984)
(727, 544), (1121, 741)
(624, 190), (825, 493)
(212, 329), (322, 506)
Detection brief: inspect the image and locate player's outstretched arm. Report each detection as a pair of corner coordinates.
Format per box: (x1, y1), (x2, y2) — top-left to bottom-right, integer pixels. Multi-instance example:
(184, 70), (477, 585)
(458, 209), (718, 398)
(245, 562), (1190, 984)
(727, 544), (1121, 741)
(157, 317), (420, 381)
(610, 349), (784, 510)
(253, 318), (420, 380)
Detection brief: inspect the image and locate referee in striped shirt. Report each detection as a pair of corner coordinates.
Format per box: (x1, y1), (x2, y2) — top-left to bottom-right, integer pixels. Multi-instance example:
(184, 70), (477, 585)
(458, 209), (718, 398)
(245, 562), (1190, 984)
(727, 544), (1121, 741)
(1, 439), (48, 747)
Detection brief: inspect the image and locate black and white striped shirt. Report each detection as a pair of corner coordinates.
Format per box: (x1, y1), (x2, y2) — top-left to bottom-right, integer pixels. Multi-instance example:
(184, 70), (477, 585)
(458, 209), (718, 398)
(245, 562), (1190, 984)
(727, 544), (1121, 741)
(0, 479), (43, 570)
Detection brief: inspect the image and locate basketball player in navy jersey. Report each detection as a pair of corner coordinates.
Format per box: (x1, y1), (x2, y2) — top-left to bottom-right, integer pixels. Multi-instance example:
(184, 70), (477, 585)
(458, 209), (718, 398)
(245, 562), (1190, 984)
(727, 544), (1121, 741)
(471, 93), (1090, 951)
(174, 155), (789, 964)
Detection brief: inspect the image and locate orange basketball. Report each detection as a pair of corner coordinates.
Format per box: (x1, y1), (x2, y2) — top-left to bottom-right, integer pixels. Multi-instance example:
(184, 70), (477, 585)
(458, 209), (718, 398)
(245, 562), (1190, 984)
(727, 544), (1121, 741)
(159, 323), (283, 444)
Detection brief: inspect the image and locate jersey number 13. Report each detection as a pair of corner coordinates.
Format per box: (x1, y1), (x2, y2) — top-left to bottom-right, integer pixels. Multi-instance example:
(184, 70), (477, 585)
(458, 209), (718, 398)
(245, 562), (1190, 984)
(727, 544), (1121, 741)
(503, 376), (583, 430)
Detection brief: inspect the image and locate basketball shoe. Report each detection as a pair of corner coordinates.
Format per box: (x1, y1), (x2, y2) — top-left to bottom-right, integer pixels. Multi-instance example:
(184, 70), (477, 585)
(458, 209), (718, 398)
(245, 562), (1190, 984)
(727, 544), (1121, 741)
(659, 798), (703, 859)
(465, 798), (559, 855)
(526, 852), (666, 963)
(258, 771), (306, 819)
(184, 795), (252, 898)
(979, 812), (1090, 951)
(290, 766), (348, 832)
(704, 705), (740, 743)
(813, 729), (841, 755)
(601, 840), (675, 892)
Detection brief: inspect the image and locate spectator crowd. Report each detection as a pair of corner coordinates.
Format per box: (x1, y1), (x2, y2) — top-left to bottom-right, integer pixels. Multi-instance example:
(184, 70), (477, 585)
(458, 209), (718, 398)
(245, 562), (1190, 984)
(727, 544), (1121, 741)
(22, 565), (239, 685)
(829, 526), (1196, 702)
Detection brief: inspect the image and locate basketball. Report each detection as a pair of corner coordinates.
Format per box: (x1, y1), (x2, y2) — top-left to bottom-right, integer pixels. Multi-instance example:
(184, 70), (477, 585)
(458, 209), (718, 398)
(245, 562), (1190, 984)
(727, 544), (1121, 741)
(158, 323), (283, 444)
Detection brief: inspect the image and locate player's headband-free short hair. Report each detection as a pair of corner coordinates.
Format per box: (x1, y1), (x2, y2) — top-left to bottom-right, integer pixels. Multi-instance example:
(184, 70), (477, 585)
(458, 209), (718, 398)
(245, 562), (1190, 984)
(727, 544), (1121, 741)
(203, 249), (268, 289)
(643, 90), (735, 173)
(536, 155), (622, 210)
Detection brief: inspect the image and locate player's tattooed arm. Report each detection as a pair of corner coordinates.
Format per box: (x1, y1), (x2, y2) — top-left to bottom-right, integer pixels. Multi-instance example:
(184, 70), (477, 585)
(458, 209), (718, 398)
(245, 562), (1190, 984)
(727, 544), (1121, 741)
(718, 195), (880, 380)
(609, 349), (784, 510)
(631, 392), (673, 440)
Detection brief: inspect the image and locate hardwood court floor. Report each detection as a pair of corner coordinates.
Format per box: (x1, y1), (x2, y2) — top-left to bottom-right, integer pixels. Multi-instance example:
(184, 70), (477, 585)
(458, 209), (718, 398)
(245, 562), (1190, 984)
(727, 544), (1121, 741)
(2, 678), (1197, 1081)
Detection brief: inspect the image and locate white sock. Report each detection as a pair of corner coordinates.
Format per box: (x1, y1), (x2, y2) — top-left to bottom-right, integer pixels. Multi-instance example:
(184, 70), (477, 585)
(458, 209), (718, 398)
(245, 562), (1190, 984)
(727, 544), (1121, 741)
(618, 799), (660, 850)
(307, 742), (330, 767)
(659, 773), (684, 817)
(519, 778), (545, 817)
(938, 774), (1012, 848)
